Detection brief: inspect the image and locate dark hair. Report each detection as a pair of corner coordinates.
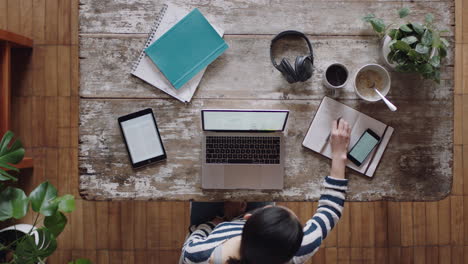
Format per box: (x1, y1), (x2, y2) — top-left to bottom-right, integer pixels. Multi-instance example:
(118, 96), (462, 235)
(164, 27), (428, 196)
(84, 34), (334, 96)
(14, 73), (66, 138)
(227, 206), (303, 264)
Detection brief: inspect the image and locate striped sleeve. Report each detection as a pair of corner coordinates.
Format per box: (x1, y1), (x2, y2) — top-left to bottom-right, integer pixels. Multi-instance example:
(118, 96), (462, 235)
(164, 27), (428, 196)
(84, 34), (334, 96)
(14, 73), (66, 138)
(292, 176), (348, 264)
(181, 222), (216, 263)
(181, 221), (245, 264)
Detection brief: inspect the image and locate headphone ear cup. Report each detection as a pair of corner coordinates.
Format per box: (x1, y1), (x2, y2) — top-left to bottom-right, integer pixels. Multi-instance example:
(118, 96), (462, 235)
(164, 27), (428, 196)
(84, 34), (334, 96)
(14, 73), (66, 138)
(295, 56), (313, 82)
(280, 58), (298, 83)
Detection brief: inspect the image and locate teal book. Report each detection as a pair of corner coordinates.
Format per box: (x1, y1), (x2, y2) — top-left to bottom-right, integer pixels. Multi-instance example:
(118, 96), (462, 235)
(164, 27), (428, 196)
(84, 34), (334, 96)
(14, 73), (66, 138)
(145, 8), (228, 90)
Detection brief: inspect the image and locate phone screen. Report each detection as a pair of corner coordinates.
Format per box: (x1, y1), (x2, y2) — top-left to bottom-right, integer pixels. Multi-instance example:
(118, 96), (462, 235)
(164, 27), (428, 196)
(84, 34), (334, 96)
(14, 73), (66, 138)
(348, 130), (380, 166)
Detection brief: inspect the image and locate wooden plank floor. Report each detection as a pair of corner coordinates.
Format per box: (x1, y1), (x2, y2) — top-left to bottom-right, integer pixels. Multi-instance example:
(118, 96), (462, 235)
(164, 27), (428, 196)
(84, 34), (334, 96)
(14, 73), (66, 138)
(1, 0), (467, 263)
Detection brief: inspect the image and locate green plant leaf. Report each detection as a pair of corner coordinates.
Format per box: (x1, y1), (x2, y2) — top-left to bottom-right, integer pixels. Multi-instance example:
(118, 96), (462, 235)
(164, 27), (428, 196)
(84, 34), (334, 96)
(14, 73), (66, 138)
(439, 45), (447, 58)
(401, 36), (418, 45)
(30, 181), (59, 216)
(395, 64), (414, 73)
(0, 187), (28, 221)
(425, 13), (434, 24)
(431, 31), (440, 48)
(0, 169), (17, 182)
(388, 39), (397, 50)
(388, 29), (398, 39)
(68, 259), (93, 264)
(362, 14), (375, 22)
(429, 56), (441, 68)
(369, 18), (386, 33)
(14, 228), (57, 264)
(44, 211), (67, 237)
(0, 131), (25, 182)
(417, 63), (434, 74)
(440, 37), (450, 47)
(398, 7), (410, 18)
(399, 24), (412, 33)
(411, 23), (425, 35)
(387, 51), (395, 64)
(394, 30), (403, 40)
(393, 40), (412, 52)
(392, 50), (407, 64)
(415, 43), (430, 54)
(56, 194), (75, 213)
(434, 69), (441, 84)
(408, 50), (423, 62)
(421, 29), (433, 46)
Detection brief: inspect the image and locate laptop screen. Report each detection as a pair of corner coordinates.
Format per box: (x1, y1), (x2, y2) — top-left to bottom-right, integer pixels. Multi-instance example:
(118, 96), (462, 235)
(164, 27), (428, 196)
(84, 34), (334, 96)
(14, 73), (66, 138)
(202, 110), (289, 132)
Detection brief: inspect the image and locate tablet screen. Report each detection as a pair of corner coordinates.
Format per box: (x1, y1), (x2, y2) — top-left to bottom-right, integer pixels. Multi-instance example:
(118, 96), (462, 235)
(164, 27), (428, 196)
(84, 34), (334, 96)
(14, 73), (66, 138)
(120, 113), (164, 164)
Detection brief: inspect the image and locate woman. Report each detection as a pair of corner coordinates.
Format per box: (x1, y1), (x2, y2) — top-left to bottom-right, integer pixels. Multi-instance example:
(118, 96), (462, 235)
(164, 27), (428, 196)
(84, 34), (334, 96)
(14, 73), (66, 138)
(181, 119), (351, 264)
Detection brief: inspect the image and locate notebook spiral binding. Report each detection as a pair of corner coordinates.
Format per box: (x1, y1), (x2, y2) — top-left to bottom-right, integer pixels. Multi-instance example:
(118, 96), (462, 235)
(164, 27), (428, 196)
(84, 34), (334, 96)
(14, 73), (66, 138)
(131, 4), (168, 74)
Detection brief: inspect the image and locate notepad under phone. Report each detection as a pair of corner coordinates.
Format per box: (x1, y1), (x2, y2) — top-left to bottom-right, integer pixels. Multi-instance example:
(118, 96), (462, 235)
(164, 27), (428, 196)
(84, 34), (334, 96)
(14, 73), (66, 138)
(302, 97), (394, 177)
(145, 8), (228, 90)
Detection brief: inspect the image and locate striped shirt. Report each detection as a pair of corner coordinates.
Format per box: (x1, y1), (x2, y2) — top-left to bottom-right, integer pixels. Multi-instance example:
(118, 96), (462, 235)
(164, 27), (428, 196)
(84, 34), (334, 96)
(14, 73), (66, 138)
(181, 176), (348, 264)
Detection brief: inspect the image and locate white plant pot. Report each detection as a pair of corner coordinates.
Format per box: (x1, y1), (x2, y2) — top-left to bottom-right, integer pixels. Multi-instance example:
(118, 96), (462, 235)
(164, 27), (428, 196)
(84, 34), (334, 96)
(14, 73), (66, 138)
(382, 35), (437, 69)
(0, 224), (40, 262)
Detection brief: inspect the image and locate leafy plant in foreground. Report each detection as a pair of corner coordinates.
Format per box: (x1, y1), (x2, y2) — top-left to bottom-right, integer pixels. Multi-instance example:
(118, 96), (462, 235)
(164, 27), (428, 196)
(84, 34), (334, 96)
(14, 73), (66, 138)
(0, 131), (86, 264)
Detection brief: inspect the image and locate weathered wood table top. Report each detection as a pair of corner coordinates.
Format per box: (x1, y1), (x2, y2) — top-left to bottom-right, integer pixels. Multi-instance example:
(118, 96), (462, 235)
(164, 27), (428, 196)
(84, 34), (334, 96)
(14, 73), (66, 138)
(79, 0), (454, 201)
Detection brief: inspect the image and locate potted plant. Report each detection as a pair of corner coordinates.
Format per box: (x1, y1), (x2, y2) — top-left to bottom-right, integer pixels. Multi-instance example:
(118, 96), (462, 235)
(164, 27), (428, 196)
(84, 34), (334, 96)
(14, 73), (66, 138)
(363, 7), (449, 83)
(0, 131), (80, 264)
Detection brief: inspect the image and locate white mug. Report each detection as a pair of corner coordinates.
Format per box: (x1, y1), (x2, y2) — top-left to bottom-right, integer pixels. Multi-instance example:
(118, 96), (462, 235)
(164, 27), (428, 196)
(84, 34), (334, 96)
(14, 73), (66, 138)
(322, 63), (349, 97)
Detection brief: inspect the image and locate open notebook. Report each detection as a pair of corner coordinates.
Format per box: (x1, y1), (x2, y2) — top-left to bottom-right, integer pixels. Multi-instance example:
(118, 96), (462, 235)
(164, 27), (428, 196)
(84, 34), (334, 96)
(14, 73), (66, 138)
(131, 3), (224, 103)
(302, 97), (394, 177)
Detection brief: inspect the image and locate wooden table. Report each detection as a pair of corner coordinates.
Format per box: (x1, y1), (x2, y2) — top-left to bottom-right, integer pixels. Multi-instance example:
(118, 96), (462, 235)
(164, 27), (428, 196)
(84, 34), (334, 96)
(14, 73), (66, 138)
(79, 0), (454, 201)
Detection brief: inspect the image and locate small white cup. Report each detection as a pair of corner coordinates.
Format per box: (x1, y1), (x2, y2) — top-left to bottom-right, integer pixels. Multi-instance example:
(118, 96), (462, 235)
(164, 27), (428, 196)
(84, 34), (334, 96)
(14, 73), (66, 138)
(322, 63), (349, 97)
(354, 64), (391, 102)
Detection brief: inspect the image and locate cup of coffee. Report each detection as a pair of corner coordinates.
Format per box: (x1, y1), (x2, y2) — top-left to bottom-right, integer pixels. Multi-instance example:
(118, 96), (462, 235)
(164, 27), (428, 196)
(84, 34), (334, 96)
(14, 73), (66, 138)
(322, 63), (349, 96)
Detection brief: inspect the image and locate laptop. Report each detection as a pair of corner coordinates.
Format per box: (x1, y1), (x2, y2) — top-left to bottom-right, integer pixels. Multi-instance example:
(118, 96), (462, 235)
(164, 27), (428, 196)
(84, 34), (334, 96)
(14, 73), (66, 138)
(201, 109), (289, 189)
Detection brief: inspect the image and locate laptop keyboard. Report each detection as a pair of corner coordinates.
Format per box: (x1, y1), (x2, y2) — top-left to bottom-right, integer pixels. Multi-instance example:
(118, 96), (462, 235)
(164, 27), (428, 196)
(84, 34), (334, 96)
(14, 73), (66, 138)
(205, 136), (280, 164)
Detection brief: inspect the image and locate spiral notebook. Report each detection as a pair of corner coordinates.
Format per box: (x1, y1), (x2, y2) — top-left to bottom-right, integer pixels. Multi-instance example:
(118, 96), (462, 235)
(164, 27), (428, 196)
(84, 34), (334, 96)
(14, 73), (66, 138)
(302, 97), (394, 177)
(131, 3), (224, 103)
(145, 8), (228, 90)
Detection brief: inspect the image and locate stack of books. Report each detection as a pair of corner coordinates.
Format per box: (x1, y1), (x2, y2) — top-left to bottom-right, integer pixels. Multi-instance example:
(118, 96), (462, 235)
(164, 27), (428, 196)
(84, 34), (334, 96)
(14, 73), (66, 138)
(131, 3), (228, 103)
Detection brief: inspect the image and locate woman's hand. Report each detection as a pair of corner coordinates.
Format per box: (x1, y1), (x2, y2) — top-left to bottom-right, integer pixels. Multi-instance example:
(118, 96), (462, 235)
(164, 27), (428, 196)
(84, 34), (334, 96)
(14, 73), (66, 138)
(330, 119), (351, 179)
(330, 119), (351, 160)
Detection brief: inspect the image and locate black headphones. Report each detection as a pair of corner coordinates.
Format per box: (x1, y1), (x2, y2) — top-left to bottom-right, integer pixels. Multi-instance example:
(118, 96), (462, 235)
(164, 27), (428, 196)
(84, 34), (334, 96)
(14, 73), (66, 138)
(270, 30), (314, 83)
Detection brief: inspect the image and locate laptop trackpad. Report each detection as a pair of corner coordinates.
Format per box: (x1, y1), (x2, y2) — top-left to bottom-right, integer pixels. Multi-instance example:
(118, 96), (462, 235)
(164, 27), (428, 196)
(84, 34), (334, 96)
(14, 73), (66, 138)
(224, 165), (262, 189)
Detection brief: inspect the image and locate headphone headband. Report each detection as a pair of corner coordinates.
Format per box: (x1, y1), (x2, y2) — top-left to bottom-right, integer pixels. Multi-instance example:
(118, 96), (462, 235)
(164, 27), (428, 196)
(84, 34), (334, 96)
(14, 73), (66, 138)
(270, 30), (314, 69)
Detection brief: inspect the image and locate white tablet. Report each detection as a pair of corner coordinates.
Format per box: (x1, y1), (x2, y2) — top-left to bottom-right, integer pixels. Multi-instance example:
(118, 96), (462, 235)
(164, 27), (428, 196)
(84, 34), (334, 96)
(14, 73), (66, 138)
(118, 108), (167, 168)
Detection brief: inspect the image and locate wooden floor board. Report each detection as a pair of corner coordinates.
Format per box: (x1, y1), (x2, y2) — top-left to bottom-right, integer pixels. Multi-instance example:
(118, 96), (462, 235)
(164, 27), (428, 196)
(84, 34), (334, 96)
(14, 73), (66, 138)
(375, 247), (387, 264)
(19, 0), (32, 39)
(0, 1), (6, 29)
(337, 247), (350, 264)
(438, 246), (451, 264)
(388, 247), (401, 264)
(426, 246), (439, 264)
(134, 201), (148, 250)
(453, 145), (464, 195)
(32, 0), (46, 44)
(400, 202), (414, 247)
(337, 202), (351, 247)
(425, 201), (439, 245)
(7, 0), (21, 34)
(2, 0), (468, 263)
(82, 201), (97, 250)
(414, 246), (426, 264)
(450, 196), (464, 245)
(413, 202), (426, 246)
(374, 201), (388, 247)
(438, 198), (451, 245)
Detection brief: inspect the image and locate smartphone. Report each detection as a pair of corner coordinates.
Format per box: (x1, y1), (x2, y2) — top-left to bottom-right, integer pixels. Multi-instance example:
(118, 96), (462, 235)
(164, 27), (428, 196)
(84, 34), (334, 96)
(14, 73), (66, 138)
(347, 129), (381, 167)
